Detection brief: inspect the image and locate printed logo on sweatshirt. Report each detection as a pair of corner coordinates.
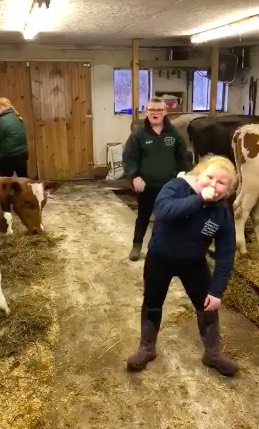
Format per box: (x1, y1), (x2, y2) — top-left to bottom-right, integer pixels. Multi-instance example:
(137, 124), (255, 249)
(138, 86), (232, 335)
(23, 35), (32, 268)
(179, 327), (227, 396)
(164, 136), (175, 147)
(201, 219), (219, 237)
(145, 140), (153, 145)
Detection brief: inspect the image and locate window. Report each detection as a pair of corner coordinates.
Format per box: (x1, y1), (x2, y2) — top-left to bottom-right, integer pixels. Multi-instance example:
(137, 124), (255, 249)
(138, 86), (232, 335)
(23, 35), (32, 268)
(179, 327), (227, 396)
(114, 69), (151, 114)
(192, 70), (229, 112)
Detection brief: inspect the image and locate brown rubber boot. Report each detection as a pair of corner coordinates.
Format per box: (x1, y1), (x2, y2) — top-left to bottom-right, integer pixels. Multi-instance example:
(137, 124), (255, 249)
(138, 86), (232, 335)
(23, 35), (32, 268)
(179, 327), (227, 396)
(127, 306), (161, 372)
(196, 310), (239, 377)
(129, 243), (142, 261)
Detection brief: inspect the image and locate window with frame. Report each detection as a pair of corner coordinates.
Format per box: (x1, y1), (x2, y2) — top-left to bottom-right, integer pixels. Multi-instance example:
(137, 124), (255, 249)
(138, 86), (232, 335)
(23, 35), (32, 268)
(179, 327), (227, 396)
(114, 69), (151, 114)
(192, 70), (229, 112)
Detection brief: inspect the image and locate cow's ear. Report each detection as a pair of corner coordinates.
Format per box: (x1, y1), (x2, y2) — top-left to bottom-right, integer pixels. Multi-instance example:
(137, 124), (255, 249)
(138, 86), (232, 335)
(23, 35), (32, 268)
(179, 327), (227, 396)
(10, 181), (22, 194)
(43, 181), (61, 194)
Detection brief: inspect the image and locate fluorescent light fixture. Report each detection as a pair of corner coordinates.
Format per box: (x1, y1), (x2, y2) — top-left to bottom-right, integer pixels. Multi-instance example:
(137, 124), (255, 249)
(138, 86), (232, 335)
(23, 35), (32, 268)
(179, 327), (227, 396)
(191, 15), (259, 44)
(23, 2), (50, 40)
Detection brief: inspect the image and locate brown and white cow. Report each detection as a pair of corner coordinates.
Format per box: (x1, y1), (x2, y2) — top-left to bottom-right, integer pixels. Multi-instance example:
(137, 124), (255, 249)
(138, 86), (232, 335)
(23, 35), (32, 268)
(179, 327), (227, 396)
(0, 177), (60, 315)
(0, 177), (60, 234)
(0, 208), (13, 315)
(232, 124), (259, 256)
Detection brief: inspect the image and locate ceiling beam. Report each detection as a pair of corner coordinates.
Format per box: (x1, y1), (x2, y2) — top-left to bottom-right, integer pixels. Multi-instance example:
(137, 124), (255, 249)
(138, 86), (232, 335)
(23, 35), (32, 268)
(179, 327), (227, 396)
(139, 58), (210, 69)
(131, 39), (139, 121)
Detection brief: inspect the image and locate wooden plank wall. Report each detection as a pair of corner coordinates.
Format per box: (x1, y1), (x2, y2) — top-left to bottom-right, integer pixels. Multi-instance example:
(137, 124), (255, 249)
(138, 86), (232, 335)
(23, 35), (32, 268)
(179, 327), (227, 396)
(0, 62), (38, 178)
(30, 62), (93, 180)
(0, 61), (93, 180)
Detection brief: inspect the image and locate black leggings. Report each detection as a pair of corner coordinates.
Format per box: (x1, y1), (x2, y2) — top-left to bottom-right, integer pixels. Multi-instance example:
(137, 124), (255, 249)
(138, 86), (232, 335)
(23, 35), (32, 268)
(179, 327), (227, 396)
(133, 187), (161, 244)
(143, 251), (212, 312)
(0, 153), (28, 177)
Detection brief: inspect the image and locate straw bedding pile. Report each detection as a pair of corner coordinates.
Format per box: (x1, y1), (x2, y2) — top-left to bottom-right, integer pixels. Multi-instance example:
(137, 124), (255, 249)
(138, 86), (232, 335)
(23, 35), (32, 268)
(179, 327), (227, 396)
(0, 217), (64, 429)
(0, 225), (64, 358)
(223, 220), (259, 328)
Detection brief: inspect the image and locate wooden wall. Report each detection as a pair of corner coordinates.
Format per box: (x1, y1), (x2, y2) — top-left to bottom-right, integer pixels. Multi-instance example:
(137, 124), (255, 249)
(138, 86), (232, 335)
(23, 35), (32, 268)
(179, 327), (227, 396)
(0, 62), (37, 178)
(0, 61), (93, 180)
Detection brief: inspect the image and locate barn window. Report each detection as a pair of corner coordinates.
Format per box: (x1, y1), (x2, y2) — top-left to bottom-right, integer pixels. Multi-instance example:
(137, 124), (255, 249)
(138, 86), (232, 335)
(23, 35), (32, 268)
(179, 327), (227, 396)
(114, 69), (151, 114)
(192, 70), (229, 112)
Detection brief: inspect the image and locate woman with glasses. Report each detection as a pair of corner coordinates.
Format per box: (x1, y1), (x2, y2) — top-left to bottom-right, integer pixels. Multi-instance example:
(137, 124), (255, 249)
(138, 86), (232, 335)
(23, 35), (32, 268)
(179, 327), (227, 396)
(123, 97), (191, 261)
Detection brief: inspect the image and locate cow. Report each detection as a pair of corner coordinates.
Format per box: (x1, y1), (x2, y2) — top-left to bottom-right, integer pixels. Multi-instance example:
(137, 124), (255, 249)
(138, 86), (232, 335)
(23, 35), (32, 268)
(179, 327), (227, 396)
(0, 208), (13, 315)
(232, 124), (259, 256)
(0, 177), (60, 234)
(187, 114), (259, 165)
(0, 177), (60, 315)
(170, 113), (207, 153)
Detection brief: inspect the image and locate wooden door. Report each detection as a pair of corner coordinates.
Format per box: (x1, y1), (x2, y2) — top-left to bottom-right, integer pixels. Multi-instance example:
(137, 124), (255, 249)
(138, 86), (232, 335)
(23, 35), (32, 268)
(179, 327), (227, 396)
(30, 62), (93, 180)
(0, 62), (38, 178)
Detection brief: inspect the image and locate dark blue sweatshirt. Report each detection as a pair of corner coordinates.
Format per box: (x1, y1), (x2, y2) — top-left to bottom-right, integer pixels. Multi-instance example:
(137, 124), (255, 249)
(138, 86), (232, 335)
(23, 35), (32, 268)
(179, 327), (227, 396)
(148, 177), (236, 298)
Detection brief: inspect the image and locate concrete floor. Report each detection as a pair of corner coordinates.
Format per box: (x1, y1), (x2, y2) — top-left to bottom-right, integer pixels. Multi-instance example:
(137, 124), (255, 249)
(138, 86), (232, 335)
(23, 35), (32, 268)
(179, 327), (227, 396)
(40, 181), (259, 429)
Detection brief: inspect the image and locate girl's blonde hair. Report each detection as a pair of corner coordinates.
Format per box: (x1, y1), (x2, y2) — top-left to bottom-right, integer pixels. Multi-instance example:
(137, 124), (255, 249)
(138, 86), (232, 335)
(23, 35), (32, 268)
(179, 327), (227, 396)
(0, 97), (23, 121)
(189, 155), (237, 192)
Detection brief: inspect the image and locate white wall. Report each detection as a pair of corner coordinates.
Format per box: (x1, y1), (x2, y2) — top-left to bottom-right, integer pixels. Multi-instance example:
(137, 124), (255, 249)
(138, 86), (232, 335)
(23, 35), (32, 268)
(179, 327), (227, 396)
(228, 76), (244, 114)
(241, 45), (259, 115)
(227, 45), (259, 115)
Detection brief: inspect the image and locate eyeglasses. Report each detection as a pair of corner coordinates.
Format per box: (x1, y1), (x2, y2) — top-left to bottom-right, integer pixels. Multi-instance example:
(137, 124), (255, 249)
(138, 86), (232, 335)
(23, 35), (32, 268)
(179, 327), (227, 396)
(147, 108), (165, 113)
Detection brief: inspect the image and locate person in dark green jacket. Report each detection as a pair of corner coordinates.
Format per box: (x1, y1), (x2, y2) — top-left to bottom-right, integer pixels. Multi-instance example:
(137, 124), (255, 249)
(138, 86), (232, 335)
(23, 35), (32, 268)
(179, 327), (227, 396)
(123, 97), (192, 261)
(0, 97), (28, 177)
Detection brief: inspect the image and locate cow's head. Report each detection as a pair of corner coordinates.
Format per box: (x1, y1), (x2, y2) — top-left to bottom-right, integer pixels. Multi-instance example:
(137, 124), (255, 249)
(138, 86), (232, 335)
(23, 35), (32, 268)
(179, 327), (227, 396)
(0, 177), (61, 234)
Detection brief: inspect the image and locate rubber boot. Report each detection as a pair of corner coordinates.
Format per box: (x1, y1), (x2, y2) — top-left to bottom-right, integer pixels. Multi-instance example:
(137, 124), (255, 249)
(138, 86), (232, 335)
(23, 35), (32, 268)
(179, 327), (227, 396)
(127, 306), (161, 372)
(129, 243), (142, 261)
(196, 310), (239, 376)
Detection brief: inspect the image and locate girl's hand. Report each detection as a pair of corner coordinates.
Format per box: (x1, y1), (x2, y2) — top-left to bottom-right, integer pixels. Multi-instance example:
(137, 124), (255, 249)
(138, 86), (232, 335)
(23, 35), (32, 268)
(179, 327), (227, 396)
(204, 294), (221, 311)
(201, 186), (218, 201)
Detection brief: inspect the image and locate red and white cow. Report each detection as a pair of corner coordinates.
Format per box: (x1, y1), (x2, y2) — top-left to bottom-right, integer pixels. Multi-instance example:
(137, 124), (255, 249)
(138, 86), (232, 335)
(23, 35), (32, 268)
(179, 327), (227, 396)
(0, 177), (60, 315)
(232, 124), (259, 256)
(0, 177), (60, 234)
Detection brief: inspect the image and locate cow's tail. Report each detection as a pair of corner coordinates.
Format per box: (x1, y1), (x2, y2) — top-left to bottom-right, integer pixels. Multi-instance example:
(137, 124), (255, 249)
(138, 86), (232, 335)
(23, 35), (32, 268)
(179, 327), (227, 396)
(232, 127), (243, 195)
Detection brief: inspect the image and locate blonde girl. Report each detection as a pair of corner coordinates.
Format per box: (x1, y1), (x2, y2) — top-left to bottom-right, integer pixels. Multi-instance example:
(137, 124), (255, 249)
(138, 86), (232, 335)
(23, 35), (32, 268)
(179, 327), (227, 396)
(127, 156), (238, 377)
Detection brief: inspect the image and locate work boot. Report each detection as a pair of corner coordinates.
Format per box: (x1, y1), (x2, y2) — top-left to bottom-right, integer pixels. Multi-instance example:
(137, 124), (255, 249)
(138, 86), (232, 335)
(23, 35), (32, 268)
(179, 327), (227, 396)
(127, 306), (161, 372)
(196, 310), (239, 376)
(129, 243), (142, 261)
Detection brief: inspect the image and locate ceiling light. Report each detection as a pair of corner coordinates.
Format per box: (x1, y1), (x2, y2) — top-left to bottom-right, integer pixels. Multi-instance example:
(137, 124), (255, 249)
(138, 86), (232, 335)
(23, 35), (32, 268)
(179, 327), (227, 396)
(23, 0), (51, 40)
(191, 15), (259, 44)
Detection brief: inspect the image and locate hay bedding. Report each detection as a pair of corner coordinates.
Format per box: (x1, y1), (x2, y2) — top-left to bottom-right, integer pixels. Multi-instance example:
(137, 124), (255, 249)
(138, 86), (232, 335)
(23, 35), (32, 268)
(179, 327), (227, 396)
(223, 221), (259, 328)
(0, 217), (64, 429)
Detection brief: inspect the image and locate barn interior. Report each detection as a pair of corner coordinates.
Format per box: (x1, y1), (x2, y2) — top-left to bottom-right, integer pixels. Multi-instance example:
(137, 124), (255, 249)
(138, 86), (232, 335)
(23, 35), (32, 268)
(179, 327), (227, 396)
(0, 1), (259, 428)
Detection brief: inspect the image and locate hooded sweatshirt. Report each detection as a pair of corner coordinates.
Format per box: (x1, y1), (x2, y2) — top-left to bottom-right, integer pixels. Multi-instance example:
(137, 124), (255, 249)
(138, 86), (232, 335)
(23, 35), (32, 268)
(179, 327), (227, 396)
(122, 117), (191, 187)
(148, 175), (236, 298)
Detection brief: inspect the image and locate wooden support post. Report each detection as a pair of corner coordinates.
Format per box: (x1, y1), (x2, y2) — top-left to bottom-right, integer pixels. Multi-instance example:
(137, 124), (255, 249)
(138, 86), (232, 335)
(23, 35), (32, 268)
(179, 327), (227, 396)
(131, 39), (139, 122)
(209, 44), (219, 116)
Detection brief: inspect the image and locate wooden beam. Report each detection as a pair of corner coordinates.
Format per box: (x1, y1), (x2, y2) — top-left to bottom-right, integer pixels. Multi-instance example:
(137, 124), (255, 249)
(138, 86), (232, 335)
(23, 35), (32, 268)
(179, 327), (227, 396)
(131, 39), (139, 121)
(139, 58), (210, 69)
(209, 45), (219, 116)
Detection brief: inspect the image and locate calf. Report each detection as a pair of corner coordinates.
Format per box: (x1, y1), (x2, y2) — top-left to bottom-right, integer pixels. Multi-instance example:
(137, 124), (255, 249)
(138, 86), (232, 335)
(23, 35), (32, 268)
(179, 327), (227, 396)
(232, 124), (259, 256)
(0, 177), (60, 234)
